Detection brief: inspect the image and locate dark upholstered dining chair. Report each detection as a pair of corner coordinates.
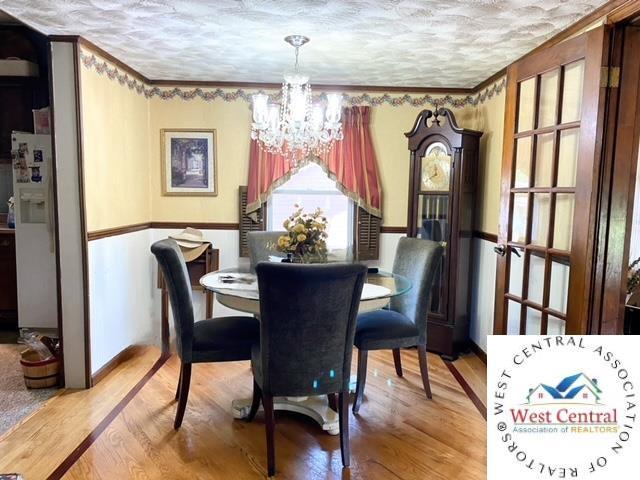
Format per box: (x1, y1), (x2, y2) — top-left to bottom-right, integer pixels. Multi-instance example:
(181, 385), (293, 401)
(150, 239), (260, 430)
(352, 237), (443, 413)
(247, 231), (286, 271)
(246, 262), (366, 477)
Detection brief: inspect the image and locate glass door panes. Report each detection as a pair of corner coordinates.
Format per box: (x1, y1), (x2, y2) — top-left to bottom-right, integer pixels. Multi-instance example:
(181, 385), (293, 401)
(505, 59), (585, 335)
(417, 194), (448, 315)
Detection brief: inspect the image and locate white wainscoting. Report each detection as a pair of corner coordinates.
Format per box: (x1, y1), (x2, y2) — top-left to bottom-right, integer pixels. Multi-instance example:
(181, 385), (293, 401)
(89, 229), (499, 375)
(88, 229), (157, 373)
(469, 237), (497, 353)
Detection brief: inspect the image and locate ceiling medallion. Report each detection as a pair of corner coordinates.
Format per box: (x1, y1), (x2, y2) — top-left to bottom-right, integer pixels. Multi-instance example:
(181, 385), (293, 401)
(251, 35), (343, 164)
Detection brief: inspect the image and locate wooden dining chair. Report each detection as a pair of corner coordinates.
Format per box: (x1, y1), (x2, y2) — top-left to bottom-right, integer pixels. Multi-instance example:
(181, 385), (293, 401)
(150, 239), (260, 429)
(352, 237), (443, 413)
(246, 262), (366, 476)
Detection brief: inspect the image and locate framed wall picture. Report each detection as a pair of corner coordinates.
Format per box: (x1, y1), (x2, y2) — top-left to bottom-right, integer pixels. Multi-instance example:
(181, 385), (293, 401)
(161, 129), (217, 196)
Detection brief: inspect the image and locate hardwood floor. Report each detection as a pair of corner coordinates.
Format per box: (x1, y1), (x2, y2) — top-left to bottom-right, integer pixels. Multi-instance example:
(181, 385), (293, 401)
(0, 347), (486, 479)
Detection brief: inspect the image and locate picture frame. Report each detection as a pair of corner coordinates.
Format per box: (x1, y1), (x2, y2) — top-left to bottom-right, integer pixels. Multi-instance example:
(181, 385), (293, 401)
(160, 129), (217, 196)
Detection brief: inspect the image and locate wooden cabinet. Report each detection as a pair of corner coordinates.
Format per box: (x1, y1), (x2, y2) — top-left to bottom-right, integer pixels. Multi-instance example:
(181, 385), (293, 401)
(405, 108), (482, 359)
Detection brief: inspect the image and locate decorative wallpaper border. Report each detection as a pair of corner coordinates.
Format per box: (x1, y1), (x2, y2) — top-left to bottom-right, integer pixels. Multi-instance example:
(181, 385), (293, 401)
(79, 50), (505, 109)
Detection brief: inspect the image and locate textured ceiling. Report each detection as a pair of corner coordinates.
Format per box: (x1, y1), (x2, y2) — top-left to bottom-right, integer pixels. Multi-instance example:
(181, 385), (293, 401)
(0, 0), (608, 88)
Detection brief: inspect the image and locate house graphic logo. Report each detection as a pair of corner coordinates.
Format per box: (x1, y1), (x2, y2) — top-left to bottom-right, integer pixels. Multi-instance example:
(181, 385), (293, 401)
(488, 336), (639, 478)
(526, 372), (602, 405)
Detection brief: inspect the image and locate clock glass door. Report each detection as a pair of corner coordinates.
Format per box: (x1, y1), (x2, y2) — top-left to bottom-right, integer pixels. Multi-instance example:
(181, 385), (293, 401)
(417, 142), (452, 316)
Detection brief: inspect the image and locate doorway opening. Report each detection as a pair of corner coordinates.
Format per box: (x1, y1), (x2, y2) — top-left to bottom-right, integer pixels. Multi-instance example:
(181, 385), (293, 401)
(0, 13), (61, 436)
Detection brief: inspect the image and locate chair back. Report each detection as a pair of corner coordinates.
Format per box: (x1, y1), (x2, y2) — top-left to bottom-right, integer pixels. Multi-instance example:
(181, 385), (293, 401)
(390, 237), (444, 345)
(255, 262), (366, 397)
(150, 239), (194, 362)
(248, 231), (286, 270)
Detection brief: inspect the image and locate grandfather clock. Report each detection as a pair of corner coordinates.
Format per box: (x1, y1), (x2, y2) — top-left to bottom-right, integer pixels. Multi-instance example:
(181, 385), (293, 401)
(405, 108), (482, 359)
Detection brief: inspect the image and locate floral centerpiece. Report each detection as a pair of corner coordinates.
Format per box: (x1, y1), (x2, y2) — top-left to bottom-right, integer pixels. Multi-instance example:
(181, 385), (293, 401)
(273, 205), (328, 263)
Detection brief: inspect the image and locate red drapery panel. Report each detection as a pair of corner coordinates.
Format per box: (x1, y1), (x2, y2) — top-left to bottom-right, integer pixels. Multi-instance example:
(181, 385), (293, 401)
(246, 105), (382, 218)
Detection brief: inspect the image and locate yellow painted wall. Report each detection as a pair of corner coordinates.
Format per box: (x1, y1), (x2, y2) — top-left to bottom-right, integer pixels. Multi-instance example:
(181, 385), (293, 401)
(362, 101), (474, 227)
(148, 92), (477, 227)
(79, 49), (501, 232)
(149, 97), (251, 223)
(468, 88), (505, 235)
(80, 63), (151, 232)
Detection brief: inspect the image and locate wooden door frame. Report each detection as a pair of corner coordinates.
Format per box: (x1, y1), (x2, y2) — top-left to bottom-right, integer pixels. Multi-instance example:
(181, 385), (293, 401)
(494, 26), (611, 334)
(590, 23), (640, 333)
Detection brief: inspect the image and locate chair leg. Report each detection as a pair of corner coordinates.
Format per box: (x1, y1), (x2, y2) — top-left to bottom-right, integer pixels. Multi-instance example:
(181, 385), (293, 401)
(417, 345), (432, 399)
(328, 393), (338, 411)
(175, 363), (183, 401)
(262, 393), (276, 477)
(246, 379), (262, 422)
(392, 348), (403, 377)
(338, 392), (350, 468)
(174, 363), (192, 429)
(352, 349), (368, 414)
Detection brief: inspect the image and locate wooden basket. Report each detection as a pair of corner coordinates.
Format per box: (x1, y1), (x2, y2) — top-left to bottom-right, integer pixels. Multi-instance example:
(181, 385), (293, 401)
(20, 349), (59, 389)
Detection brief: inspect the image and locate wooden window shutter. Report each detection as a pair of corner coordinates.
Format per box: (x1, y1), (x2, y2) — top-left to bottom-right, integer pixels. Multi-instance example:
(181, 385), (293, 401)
(239, 186), (265, 257)
(355, 206), (381, 261)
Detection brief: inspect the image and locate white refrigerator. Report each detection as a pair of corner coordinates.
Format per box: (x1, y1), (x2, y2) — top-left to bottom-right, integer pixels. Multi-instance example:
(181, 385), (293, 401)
(11, 132), (58, 330)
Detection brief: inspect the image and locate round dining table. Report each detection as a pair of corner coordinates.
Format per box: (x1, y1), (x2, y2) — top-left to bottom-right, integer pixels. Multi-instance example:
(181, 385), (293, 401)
(200, 266), (411, 435)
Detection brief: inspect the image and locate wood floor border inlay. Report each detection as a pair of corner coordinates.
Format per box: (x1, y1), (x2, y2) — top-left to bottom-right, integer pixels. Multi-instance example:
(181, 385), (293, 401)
(444, 359), (487, 420)
(46, 354), (169, 480)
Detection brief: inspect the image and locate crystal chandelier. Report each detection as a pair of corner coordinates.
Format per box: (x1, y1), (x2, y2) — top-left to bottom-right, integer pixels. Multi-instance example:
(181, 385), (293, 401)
(251, 35), (343, 163)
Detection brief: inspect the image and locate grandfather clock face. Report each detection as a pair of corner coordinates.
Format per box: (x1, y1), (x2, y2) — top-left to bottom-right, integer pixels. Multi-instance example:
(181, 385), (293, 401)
(420, 142), (451, 192)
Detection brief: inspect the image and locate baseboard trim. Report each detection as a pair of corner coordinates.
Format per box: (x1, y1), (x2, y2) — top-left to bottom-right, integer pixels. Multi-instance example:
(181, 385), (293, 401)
(91, 345), (148, 386)
(469, 340), (487, 364)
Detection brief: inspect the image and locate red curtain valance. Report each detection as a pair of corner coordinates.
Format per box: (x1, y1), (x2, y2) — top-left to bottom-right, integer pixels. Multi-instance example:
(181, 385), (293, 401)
(246, 106), (382, 218)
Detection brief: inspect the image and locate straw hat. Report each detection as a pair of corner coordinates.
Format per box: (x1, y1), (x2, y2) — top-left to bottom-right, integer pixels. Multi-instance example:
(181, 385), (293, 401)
(169, 227), (211, 262)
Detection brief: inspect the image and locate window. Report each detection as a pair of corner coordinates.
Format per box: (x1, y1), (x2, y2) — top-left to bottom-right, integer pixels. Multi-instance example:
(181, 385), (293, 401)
(267, 162), (353, 259)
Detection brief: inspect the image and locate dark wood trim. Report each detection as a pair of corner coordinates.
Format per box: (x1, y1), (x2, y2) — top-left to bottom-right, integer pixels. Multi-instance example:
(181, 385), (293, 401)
(150, 221), (240, 230)
(473, 67), (507, 92)
(380, 226), (407, 234)
(46, 354), (169, 480)
(472, 230), (498, 243)
(468, 340), (487, 365)
(86, 221), (244, 241)
(444, 360), (487, 420)
(90, 345), (148, 385)
(87, 222), (152, 241)
(607, 0), (640, 23)
(72, 41), (92, 389)
(46, 37), (66, 388)
(590, 25), (640, 333)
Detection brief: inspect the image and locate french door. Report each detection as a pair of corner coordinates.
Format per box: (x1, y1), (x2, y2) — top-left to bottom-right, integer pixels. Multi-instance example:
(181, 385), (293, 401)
(494, 26), (610, 335)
